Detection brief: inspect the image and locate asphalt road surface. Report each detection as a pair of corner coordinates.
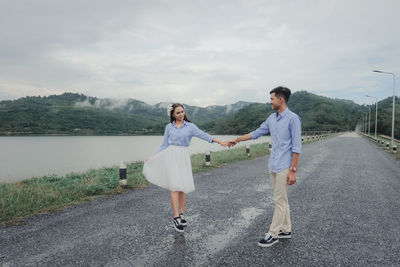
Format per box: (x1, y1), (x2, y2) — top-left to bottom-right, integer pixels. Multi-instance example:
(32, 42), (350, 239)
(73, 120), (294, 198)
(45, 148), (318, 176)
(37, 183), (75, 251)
(1, 132), (399, 266)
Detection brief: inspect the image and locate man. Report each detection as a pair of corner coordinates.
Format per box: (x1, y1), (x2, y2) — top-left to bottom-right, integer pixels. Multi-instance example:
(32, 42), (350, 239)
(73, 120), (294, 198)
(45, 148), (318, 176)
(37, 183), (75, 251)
(229, 86), (301, 247)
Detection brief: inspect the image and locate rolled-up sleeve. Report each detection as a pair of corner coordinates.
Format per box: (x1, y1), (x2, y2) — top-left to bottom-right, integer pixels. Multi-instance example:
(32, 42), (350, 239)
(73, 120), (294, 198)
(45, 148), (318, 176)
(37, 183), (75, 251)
(158, 124), (170, 153)
(250, 119), (270, 139)
(290, 116), (302, 154)
(191, 123), (214, 143)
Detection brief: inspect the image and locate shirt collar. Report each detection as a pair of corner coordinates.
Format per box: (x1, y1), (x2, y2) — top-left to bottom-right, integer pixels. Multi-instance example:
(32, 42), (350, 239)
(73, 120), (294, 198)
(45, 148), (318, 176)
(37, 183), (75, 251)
(276, 107), (290, 119)
(172, 120), (188, 128)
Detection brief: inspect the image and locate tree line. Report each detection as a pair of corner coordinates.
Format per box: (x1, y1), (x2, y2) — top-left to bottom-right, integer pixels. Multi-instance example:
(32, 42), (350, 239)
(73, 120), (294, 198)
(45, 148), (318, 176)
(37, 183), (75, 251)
(0, 92), (398, 138)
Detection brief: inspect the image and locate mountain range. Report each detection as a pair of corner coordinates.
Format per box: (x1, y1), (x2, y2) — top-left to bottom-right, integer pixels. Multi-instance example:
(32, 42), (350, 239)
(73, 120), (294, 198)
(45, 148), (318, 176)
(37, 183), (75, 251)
(0, 91), (399, 138)
(0, 93), (250, 135)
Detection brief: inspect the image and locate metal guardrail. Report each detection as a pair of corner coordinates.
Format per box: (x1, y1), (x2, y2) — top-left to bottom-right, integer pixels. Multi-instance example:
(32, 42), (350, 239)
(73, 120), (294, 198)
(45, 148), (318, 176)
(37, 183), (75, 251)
(359, 132), (399, 154)
(378, 134), (400, 144)
(301, 132), (337, 143)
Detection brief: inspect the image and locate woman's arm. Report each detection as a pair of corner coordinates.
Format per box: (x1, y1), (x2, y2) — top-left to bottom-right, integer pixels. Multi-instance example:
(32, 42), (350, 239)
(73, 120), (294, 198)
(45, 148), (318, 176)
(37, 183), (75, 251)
(157, 124), (170, 153)
(191, 123), (229, 147)
(191, 123), (214, 143)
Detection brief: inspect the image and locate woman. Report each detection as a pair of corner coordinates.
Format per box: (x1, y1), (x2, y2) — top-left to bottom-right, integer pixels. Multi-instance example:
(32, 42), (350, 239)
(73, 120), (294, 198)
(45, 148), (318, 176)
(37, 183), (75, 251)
(143, 103), (229, 232)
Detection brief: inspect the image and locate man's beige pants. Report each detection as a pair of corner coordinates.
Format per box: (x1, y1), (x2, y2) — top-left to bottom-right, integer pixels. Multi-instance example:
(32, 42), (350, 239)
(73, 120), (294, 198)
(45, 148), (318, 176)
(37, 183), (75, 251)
(268, 168), (291, 238)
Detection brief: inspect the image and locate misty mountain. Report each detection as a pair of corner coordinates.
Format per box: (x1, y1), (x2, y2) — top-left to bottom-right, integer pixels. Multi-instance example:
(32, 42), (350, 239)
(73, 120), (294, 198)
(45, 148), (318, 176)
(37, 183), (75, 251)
(0, 91), (398, 138)
(207, 91), (365, 134)
(0, 93), (252, 135)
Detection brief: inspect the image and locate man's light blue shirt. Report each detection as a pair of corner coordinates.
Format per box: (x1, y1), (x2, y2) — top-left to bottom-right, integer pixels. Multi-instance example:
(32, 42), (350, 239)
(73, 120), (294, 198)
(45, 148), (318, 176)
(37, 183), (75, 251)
(158, 121), (214, 152)
(250, 108), (302, 173)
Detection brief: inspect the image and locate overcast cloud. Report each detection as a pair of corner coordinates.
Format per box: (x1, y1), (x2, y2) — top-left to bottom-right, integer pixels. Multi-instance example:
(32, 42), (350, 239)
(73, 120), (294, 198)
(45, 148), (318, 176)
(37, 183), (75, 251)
(0, 0), (399, 106)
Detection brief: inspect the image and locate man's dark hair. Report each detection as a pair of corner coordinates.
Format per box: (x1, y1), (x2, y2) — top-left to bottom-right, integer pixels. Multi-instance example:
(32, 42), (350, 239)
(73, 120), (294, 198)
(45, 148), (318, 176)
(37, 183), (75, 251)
(270, 86), (291, 103)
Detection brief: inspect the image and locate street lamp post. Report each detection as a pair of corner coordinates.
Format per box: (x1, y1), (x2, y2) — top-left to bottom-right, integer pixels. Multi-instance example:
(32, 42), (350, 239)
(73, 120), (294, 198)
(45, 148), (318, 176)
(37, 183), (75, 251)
(373, 70), (396, 147)
(360, 115), (364, 134)
(361, 116), (364, 133)
(368, 107), (371, 136)
(361, 113), (366, 134)
(366, 95), (378, 139)
(362, 114), (364, 134)
(360, 114), (363, 134)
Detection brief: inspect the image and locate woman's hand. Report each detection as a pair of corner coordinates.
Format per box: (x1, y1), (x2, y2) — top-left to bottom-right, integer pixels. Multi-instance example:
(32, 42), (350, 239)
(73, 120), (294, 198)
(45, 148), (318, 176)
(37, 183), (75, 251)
(219, 141), (229, 147)
(213, 138), (234, 147)
(218, 140), (235, 147)
(228, 139), (238, 147)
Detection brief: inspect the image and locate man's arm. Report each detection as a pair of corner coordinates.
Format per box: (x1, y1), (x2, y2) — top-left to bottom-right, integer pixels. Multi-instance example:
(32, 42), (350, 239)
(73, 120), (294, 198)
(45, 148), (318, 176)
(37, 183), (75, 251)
(287, 153), (299, 185)
(229, 119), (270, 146)
(291, 152), (300, 170)
(233, 133), (252, 144)
(287, 116), (302, 185)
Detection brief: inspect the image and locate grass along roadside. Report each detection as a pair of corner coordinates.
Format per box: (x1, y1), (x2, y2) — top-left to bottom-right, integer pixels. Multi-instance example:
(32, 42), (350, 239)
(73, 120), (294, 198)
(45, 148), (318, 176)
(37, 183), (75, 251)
(0, 134), (335, 225)
(0, 142), (269, 225)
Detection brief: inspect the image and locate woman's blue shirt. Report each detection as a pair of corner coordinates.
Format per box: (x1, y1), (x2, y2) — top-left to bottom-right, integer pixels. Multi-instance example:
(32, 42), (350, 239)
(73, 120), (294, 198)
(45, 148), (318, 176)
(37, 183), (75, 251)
(158, 121), (214, 152)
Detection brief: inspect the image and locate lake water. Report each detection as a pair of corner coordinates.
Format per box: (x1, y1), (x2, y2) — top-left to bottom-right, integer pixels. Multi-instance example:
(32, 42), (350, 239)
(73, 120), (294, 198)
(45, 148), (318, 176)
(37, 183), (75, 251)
(0, 135), (270, 183)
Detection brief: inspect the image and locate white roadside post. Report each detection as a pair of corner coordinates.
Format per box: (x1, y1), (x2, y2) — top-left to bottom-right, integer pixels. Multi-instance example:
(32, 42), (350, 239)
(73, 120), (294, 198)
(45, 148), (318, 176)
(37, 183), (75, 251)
(119, 161), (127, 186)
(205, 151), (211, 166)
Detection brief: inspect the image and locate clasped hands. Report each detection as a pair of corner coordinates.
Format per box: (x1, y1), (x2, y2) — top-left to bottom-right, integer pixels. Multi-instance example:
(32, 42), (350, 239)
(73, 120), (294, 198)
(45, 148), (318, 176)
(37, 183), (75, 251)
(217, 139), (239, 148)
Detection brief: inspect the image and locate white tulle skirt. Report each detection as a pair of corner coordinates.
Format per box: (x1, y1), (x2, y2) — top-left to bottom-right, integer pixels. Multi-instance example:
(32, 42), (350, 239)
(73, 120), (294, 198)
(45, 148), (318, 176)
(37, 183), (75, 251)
(143, 145), (195, 193)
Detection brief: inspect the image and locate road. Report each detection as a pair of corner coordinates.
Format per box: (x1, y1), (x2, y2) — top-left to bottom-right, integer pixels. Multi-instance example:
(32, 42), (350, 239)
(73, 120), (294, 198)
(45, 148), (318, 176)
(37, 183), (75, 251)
(1, 132), (399, 266)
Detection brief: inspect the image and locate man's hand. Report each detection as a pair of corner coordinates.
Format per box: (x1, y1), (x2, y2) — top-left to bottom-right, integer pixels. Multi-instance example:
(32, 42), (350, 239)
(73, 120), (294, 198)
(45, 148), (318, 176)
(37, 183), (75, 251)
(227, 139), (237, 147)
(287, 170), (296, 185)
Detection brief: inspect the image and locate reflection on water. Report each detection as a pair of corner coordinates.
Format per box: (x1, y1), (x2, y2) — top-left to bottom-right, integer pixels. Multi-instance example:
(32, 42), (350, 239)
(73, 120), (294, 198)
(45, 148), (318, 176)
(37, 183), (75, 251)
(0, 135), (270, 182)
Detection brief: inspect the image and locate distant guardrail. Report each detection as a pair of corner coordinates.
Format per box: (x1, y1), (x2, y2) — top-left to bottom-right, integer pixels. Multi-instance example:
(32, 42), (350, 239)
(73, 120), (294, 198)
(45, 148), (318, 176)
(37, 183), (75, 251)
(301, 133), (334, 143)
(378, 134), (400, 144)
(359, 132), (399, 154)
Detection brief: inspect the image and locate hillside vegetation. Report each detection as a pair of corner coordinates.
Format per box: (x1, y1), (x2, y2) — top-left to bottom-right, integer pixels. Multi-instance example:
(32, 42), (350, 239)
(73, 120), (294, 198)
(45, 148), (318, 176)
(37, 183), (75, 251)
(0, 91), (398, 138)
(205, 91), (375, 135)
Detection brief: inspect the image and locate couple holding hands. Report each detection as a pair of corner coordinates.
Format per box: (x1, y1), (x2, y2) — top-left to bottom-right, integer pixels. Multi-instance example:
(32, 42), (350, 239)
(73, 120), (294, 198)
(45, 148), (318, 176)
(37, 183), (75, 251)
(143, 86), (301, 248)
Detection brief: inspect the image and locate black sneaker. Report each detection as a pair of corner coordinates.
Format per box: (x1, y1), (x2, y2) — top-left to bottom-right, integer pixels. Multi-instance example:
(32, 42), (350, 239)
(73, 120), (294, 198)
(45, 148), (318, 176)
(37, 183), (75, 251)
(258, 233), (278, 247)
(278, 230), (291, 239)
(179, 213), (187, 226)
(173, 217), (184, 233)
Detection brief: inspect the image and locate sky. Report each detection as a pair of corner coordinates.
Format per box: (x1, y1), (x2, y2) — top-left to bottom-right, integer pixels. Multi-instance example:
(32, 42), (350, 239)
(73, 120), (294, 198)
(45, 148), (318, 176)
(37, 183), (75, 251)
(0, 0), (399, 107)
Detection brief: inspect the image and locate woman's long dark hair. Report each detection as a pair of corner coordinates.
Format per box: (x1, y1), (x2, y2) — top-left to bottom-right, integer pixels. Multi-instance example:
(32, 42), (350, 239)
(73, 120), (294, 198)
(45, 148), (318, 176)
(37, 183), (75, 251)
(170, 103), (191, 123)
